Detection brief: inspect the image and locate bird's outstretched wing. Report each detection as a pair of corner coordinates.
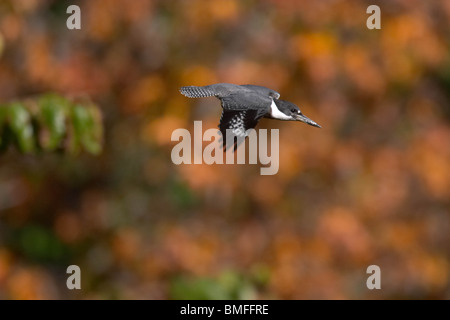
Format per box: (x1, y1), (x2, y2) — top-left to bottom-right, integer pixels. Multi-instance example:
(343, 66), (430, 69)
(240, 84), (280, 99)
(216, 91), (272, 150)
(219, 91), (272, 111)
(179, 86), (217, 98)
(180, 83), (246, 98)
(180, 83), (280, 100)
(218, 109), (267, 151)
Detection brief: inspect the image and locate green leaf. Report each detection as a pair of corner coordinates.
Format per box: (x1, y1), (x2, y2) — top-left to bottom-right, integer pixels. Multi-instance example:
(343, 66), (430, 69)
(170, 271), (257, 300)
(170, 277), (231, 300)
(8, 102), (35, 153)
(71, 103), (103, 155)
(37, 94), (69, 151)
(12, 225), (71, 263)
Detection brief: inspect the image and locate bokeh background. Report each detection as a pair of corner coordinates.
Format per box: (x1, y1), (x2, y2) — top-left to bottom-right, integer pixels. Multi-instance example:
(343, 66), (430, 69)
(0, 0), (449, 299)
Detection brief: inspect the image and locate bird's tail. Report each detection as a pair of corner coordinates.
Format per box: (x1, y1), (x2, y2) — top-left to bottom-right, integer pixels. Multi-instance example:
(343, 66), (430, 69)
(179, 86), (216, 98)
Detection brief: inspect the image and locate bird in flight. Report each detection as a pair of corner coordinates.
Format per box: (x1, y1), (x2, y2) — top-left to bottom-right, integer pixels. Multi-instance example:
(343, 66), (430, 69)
(179, 83), (321, 150)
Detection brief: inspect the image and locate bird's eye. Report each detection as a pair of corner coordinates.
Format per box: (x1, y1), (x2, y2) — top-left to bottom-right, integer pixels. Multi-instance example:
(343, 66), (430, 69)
(291, 108), (296, 113)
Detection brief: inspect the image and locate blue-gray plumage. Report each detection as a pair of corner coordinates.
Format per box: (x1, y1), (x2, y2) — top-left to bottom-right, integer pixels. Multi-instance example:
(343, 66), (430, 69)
(179, 83), (320, 149)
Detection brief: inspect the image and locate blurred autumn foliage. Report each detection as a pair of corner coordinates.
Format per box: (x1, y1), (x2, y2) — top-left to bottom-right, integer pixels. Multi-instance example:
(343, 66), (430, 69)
(0, 0), (449, 300)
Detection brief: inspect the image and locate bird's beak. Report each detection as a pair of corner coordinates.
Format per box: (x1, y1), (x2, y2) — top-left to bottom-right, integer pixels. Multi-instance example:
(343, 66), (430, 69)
(294, 114), (321, 128)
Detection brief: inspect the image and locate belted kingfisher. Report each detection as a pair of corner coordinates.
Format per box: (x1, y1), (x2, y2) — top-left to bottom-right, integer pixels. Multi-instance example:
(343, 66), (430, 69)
(180, 83), (321, 149)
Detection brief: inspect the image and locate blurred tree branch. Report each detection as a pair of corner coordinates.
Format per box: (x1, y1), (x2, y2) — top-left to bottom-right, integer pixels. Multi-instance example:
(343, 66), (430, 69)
(0, 93), (103, 155)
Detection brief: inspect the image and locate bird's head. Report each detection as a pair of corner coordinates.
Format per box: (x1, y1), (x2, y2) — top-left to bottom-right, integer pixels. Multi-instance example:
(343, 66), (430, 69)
(274, 99), (321, 128)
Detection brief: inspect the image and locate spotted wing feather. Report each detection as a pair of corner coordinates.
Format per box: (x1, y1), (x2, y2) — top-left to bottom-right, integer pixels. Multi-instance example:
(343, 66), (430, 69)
(218, 109), (266, 151)
(179, 86), (216, 98)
